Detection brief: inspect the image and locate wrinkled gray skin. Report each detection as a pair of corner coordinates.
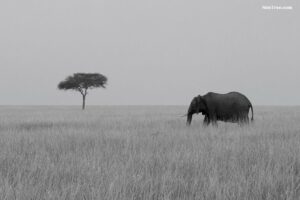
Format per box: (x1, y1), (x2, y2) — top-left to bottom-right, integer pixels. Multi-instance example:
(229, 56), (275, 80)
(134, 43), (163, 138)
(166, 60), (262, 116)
(186, 92), (253, 126)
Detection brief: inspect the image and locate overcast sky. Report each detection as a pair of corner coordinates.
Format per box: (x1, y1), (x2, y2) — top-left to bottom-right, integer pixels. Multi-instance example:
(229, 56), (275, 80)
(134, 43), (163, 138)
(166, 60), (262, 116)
(0, 0), (299, 105)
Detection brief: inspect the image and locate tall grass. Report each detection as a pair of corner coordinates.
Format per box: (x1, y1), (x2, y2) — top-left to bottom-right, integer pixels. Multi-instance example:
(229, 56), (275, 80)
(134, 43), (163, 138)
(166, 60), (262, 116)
(0, 106), (300, 199)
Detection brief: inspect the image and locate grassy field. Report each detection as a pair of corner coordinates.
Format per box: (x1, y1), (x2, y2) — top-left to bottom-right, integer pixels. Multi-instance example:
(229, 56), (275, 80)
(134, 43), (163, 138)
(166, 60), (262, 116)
(0, 106), (300, 200)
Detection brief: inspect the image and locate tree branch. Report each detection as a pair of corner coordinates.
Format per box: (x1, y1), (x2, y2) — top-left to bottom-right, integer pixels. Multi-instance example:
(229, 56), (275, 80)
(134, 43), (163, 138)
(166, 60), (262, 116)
(77, 87), (84, 96)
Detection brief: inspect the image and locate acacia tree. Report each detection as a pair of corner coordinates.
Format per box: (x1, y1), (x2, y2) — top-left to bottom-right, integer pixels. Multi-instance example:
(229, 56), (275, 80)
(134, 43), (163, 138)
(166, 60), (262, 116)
(58, 73), (107, 110)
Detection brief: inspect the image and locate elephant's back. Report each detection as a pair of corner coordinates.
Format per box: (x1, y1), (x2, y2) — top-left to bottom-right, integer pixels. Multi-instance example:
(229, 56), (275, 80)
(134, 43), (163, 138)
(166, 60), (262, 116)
(226, 92), (252, 105)
(206, 92), (252, 108)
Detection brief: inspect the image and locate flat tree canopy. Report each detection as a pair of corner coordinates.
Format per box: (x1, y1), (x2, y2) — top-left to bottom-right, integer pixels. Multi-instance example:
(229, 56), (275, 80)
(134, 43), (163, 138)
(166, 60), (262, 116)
(58, 73), (107, 109)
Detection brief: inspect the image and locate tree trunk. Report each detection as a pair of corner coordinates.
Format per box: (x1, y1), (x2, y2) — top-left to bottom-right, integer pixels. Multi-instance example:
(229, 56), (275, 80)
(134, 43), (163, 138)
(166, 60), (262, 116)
(82, 95), (86, 110)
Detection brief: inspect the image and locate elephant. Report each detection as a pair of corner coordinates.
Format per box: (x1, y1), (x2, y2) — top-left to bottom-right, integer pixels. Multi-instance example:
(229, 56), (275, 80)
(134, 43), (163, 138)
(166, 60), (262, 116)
(186, 92), (253, 126)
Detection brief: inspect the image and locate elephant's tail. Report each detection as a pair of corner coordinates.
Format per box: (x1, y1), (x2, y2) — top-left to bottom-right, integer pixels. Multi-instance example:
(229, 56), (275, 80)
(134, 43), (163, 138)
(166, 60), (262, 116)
(249, 104), (254, 121)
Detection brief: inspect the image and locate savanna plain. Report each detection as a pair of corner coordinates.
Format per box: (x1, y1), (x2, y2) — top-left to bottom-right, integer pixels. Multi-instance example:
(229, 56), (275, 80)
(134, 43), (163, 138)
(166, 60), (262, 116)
(0, 106), (300, 200)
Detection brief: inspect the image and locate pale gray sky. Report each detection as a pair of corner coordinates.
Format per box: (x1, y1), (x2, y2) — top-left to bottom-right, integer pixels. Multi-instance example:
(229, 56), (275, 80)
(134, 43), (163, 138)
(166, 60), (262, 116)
(0, 0), (299, 105)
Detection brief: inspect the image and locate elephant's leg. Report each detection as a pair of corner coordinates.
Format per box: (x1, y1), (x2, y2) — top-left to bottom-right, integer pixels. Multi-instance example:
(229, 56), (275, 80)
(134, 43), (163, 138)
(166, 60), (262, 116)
(203, 116), (210, 126)
(244, 116), (249, 124)
(211, 117), (218, 127)
(212, 120), (218, 127)
(238, 119), (244, 126)
(209, 113), (218, 127)
(238, 115), (249, 126)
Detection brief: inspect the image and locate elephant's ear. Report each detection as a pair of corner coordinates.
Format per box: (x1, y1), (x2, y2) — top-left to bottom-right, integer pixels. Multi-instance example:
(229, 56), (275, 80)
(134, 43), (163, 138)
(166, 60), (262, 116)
(199, 96), (209, 112)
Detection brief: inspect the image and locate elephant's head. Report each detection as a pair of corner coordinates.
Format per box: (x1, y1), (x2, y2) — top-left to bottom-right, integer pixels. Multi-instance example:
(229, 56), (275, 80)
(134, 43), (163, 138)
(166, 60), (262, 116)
(186, 95), (208, 125)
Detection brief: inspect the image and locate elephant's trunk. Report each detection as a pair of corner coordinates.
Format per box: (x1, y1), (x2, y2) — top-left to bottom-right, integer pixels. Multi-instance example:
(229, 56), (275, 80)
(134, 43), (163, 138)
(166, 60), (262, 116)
(186, 113), (193, 126)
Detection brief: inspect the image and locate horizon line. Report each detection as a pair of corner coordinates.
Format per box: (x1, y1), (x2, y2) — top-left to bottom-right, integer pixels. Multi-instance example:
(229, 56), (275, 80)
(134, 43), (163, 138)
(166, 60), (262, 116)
(0, 104), (299, 107)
